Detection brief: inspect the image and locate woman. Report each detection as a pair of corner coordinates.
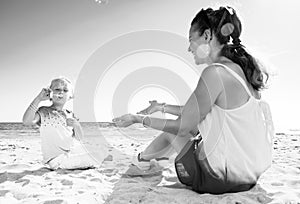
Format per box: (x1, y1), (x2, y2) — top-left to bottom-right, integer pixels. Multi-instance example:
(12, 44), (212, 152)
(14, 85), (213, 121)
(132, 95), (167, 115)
(113, 6), (273, 194)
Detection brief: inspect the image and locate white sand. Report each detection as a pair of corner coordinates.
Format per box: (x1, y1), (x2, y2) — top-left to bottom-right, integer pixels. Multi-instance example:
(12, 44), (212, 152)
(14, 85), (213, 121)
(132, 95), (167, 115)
(0, 127), (299, 204)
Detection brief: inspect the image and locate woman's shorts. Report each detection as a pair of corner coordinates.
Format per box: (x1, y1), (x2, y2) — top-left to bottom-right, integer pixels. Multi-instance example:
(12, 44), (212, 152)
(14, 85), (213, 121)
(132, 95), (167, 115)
(175, 138), (255, 194)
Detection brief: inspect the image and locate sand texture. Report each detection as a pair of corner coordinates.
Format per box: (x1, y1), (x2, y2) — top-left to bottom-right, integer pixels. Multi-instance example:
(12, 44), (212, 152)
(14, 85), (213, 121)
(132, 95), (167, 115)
(0, 124), (299, 204)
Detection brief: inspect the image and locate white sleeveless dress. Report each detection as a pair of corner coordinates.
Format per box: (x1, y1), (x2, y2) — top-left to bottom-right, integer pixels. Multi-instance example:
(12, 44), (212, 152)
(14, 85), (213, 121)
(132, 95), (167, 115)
(38, 107), (99, 170)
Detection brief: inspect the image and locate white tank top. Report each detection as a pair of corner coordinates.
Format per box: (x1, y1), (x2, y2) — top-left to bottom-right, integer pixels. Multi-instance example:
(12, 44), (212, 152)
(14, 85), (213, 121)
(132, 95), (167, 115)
(197, 63), (274, 184)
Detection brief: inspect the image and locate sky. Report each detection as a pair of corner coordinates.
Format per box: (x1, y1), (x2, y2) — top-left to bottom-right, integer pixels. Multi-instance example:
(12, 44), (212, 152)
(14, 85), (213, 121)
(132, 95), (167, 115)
(0, 0), (299, 132)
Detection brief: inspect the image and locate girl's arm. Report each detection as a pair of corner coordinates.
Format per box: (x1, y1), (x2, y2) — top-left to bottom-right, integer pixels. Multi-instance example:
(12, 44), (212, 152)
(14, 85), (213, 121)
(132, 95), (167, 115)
(23, 88), (50, 126)
(72, 122), (84, 140)
(66, 116), (83, 140)
(114, 65), (223, 137)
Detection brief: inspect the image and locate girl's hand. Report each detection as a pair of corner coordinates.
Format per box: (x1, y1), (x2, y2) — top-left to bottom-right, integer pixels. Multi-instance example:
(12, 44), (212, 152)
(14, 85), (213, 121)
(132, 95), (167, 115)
(112, 114), (140, 127)
(66, 118), (80, 127)
(137, 100), (163, 115)
(36, 88), (51, 101)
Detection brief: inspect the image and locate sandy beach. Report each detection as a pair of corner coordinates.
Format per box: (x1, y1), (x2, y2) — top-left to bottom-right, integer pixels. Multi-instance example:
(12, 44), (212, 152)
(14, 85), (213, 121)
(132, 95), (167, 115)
(0, 123), (299, 204)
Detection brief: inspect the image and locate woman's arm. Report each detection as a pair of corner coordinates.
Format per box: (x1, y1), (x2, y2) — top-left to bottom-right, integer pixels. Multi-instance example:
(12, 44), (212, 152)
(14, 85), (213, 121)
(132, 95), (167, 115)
(136, 101), (198, 135)
(137, 100), (183, 116)
(163, 104), (184, 116)
(174, 66), (222, 136)
(114, 65), (223, 137)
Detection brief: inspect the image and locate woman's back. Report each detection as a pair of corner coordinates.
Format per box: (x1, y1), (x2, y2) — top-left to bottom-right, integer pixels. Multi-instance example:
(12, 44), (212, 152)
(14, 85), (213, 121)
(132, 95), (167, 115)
(213, 61), (260, 110)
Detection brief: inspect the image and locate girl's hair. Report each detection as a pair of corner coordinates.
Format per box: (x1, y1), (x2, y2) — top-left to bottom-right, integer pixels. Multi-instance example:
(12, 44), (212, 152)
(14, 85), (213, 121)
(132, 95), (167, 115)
(191, 6), (268, 91)
(50, 77), (72, 88)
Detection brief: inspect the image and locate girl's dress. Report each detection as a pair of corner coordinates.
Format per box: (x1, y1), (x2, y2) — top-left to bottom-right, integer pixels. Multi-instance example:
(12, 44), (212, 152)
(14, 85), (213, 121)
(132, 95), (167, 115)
(38, 107), (97, 169)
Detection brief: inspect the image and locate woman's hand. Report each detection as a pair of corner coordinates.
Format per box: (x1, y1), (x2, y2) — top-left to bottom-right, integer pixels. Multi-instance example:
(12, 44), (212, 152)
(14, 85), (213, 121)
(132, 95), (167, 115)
(137, 100), (163, 115)
(112, 114), (141, 127)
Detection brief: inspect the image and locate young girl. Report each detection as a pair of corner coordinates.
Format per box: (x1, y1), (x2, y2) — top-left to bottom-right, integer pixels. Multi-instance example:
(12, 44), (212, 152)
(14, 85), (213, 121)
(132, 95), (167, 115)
(23, 77), (98, 170)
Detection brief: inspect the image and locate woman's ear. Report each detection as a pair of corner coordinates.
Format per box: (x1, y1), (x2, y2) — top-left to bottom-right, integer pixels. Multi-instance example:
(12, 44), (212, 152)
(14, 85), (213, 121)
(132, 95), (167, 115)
(203, 29), (212, 42)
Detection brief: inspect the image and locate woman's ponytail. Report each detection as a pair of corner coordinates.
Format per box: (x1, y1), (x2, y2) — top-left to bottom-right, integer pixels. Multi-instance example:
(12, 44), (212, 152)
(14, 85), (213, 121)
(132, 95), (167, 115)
(218, 7), (268, 91)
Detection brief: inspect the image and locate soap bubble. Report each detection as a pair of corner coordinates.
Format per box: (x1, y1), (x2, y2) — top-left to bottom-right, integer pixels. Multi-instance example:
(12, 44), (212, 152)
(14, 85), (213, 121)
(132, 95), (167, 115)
(95, 0), (108, 4)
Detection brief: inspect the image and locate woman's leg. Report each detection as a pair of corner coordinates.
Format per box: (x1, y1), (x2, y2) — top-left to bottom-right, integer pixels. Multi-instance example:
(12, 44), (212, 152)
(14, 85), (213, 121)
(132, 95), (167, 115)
(140, 132), (193, 160)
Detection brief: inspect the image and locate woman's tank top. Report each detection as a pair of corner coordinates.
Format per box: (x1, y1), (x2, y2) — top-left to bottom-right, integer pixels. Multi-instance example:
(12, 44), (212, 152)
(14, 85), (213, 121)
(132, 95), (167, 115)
(197, 63), (274, 184)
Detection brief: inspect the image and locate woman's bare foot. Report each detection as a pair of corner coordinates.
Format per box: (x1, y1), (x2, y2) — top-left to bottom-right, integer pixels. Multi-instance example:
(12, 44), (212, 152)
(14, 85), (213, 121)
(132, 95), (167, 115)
(137, 100), (162, 115)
